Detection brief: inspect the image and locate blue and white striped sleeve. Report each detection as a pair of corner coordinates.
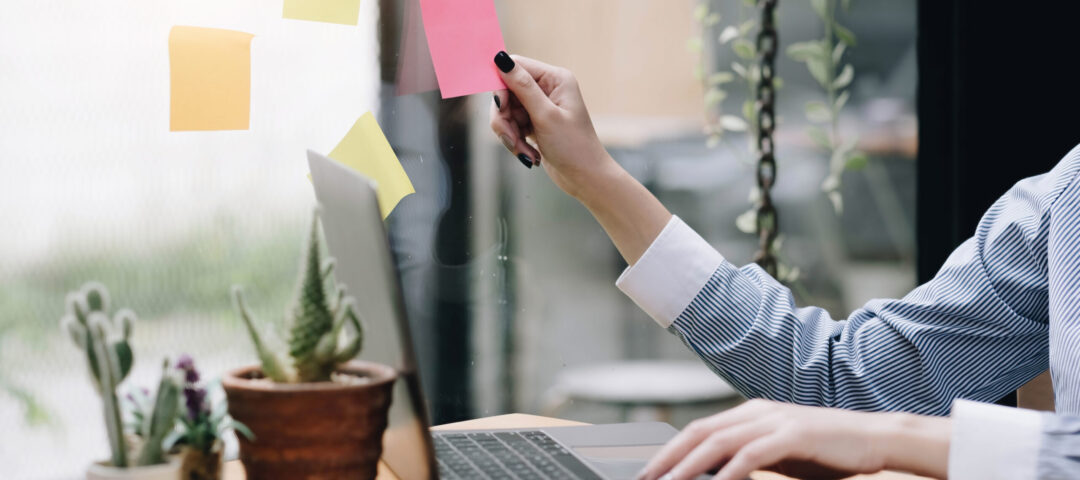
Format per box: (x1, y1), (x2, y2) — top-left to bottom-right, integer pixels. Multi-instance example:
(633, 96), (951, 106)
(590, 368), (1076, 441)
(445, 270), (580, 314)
(947, 153), (1080, 480)
(617, 154), (1080, 415)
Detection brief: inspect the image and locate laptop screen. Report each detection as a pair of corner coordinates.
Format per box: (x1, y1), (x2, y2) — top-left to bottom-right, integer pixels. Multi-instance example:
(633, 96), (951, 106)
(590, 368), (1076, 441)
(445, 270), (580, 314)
(308, 149), (435, 480)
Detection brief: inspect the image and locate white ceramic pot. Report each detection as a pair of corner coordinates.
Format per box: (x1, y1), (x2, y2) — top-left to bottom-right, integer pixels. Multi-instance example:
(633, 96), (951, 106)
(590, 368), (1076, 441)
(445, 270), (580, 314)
(85, 457), (181, 480)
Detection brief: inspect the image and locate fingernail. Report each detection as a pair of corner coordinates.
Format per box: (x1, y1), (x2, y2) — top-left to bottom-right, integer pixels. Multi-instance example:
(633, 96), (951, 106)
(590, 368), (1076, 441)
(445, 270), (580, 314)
(494, 51), (515, 73)
(499, 135), (515, 153)
(493, 94), (502, 110)
(518, 153), (532, 169)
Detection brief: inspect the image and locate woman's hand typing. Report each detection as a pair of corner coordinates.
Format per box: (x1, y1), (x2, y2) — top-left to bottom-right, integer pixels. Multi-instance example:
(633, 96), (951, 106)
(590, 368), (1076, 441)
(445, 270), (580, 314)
(636, 399), (951, 480)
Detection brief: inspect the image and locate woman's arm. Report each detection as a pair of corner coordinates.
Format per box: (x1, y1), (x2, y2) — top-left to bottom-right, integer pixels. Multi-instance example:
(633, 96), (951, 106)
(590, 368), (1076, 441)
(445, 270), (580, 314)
(490, 52), (1057, 414)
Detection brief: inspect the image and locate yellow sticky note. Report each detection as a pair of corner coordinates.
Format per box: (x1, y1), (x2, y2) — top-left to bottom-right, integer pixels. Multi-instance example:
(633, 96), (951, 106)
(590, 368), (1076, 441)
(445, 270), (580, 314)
(169, 26), (254, 131)
(283, 0), (363, 26)
(329, 113), (414, 218)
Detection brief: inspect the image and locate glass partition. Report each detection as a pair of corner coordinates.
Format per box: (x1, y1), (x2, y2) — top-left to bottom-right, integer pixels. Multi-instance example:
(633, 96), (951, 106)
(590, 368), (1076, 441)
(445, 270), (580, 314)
(0, 0), (916, 477)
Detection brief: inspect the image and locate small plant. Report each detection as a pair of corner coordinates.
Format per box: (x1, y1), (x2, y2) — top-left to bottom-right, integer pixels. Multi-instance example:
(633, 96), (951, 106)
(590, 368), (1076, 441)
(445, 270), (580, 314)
(60, 282), (181, 468)
(161, 354), (251, 480)
(232, 210), (364, 383)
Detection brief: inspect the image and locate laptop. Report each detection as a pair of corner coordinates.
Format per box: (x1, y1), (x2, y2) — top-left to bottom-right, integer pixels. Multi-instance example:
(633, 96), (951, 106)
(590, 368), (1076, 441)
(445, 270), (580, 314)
(307, 150), (684, 480)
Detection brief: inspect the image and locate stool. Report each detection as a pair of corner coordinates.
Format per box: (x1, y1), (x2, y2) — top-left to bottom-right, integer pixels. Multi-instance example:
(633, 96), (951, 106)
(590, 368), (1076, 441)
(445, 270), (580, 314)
(542, 361), (742, 423)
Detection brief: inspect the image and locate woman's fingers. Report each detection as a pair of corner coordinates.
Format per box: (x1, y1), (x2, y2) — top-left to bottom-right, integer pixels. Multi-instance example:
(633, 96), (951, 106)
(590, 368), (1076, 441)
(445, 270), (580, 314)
(714, 434), (801, 480)
(638, 401), (771, 480)
(664, 419), (774, 480)
(494, 51), (556, 118)
(493, 89), (509, 113)
(490, 101), (541, 169)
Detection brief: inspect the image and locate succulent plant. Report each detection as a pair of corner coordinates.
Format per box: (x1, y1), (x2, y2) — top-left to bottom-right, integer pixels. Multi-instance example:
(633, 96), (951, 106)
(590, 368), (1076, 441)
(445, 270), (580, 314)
(232, 209), (365, 383)
(60, 283), (135, 467)
(60, 282), (180, 467)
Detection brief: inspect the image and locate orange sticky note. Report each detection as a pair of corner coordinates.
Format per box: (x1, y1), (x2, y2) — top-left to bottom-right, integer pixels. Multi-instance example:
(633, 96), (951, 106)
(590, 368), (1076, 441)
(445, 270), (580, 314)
(283, 0), (363, 25)
(329, 113), (414, 219)
(169, 26), (254, 131)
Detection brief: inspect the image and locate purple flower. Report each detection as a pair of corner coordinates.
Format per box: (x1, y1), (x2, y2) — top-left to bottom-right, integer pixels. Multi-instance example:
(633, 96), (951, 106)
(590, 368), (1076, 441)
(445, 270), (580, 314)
(183, 386), (207, 421)
(175, 353), (194, 370)
(176, 353), (199, 383)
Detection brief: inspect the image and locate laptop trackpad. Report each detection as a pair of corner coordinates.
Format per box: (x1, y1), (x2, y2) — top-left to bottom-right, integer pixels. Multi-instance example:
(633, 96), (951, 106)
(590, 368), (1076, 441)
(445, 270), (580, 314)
(575, 444), (664, 460)
(574, 444), (730, 480)
(573, 445), (663, 478)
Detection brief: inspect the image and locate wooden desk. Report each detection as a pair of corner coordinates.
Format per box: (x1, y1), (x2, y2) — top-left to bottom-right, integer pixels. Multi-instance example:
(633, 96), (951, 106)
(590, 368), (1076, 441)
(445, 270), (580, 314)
(224, 414), (930, 480)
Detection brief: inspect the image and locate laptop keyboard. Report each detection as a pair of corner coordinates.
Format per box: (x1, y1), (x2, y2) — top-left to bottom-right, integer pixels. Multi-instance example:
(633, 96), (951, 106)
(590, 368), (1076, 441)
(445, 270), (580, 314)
(434, 430), (603, 479)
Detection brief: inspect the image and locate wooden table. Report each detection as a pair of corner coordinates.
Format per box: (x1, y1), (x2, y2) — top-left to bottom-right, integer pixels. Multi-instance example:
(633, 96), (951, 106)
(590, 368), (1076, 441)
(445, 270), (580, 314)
(224, 414), (929, 480)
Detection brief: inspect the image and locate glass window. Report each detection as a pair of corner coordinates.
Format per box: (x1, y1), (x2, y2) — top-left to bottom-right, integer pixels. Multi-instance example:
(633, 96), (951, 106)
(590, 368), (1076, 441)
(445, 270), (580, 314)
(0, 0), (915, 476)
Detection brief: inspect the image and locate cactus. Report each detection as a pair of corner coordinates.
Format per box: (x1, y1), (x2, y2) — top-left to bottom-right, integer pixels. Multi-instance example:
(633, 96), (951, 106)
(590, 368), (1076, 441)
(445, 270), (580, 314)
(135, 360), (181, 466)
(232, 209), (365, 383)
(61, 282), (180, 468)
(61, 283), (134, 468)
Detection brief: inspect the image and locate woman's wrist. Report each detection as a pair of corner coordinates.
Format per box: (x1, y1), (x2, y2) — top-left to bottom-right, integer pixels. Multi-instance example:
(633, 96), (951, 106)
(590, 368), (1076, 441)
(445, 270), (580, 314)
(878, 412), (951, 478)
(565, 152), (623, 204)
(568, 154), (671, 265)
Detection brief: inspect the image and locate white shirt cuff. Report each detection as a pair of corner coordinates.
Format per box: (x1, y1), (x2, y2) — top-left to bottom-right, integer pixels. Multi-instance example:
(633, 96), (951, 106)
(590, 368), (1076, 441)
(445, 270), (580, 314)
(615, 216), (724, 328)
(948, 399), (1043, 480)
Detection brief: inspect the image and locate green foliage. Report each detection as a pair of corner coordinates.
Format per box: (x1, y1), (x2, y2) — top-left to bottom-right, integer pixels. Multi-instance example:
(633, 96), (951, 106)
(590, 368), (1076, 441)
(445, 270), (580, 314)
(60, 282), (180, 467)
(232, 210), (365, 383)
(692, 1), (765, 151)
(159, 359), (253, 456)
(785, 0), (868, 215)
(693, 0), (801, 282)
(2, 219), (303, 346)
(0, 320), (51, 426)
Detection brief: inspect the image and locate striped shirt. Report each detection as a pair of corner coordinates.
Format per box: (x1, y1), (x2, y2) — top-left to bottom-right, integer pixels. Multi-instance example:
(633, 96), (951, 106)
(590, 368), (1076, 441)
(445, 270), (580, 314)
(616, 146), (1080, 478)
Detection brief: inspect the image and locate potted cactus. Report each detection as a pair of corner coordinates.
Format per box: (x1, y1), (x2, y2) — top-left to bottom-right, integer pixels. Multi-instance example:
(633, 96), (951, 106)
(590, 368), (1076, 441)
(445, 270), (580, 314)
(222, 211), (397, 480)
(60, 283), (182, 480)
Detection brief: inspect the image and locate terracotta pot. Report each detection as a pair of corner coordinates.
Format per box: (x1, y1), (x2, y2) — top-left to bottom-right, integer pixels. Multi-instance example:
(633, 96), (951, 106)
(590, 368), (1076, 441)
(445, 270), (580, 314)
(86, 457), (181, 480)
(221, 360), (396, 480)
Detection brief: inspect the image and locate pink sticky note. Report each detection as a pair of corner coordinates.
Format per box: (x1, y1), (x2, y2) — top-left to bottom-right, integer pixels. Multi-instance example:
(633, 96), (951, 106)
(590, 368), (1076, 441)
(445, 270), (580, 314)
(419, 0), (507, 98)
(396, 0), (440, 96)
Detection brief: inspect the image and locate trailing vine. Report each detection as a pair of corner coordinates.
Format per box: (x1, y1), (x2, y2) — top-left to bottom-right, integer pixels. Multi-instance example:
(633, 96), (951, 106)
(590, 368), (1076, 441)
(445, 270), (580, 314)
(787, 0), (867, 214)
(691, 0), (868, 283)
(692, 0), (800, 282)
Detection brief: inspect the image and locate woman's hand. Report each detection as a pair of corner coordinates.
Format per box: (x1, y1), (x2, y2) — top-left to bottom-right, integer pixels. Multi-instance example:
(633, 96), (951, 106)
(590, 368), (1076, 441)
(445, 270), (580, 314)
(489, 52), (615, 200)
(487, 52), (672, 265)
(637, 399), (951, 480)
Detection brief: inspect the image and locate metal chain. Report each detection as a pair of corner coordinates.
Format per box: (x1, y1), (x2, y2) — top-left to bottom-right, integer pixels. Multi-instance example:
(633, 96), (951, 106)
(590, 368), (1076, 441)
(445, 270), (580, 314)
(753, 0), (780, 278)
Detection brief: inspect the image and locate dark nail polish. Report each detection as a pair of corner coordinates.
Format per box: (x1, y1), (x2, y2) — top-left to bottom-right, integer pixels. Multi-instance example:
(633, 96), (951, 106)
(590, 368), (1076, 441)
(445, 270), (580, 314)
(518, 153), (532, 169)
(493, 94), (502, 110)
(494, 51), (515, 73)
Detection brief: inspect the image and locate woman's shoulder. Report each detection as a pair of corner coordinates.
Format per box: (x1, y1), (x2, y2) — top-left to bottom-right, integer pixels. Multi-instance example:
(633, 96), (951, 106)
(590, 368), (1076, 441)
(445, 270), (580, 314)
(1046, 144), (1080, 207)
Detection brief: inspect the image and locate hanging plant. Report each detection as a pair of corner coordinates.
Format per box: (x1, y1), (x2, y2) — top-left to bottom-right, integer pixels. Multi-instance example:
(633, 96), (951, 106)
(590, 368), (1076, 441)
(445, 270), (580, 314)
(693, 0), (801, 283)
(786, 0), (868, 214)
(692, 0), (763, 155)
(692, 0), (869, 283)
